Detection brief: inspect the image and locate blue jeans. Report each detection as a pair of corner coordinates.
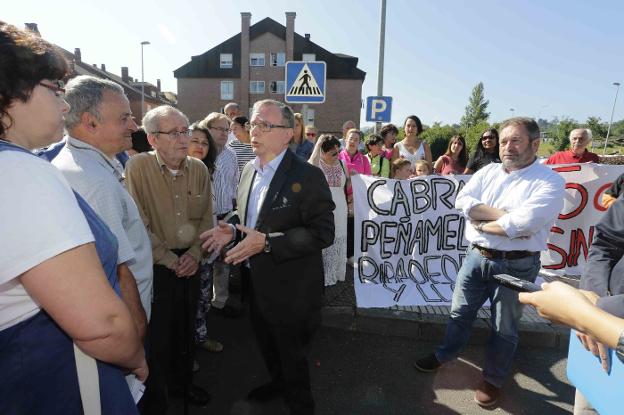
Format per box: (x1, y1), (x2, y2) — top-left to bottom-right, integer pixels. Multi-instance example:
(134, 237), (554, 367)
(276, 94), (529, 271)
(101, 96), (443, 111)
(435, 245), (540, 387)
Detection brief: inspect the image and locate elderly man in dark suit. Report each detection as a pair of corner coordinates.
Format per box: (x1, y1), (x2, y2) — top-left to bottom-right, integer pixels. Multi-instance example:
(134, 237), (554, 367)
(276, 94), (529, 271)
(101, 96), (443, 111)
(201, 99), (335, 414)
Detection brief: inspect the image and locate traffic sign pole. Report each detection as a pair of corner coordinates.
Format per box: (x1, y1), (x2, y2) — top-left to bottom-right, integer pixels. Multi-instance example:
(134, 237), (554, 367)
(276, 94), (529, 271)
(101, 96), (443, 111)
(375, 0), (387, 133)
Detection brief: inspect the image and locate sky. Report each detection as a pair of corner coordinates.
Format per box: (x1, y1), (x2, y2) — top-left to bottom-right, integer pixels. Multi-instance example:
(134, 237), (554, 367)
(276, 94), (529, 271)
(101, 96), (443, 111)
(4, 0), (624, 127)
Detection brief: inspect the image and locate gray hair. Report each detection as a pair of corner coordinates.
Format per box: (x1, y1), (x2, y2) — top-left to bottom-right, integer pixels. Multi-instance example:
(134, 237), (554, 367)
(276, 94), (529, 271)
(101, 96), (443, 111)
(64, 75), (125, 129)
(252, 99), (294, 128)
(203, 112), (229, 128)
(142, 105), (189, 134)
(342, 120), (356, 130)
(570, 128), (592, 141)
(224, 102), (240, 111)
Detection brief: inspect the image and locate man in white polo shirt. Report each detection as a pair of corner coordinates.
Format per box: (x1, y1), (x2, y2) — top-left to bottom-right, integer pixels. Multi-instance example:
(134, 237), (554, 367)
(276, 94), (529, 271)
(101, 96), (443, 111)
(52, 75), (152, 336)
(414, 117), (565, 408)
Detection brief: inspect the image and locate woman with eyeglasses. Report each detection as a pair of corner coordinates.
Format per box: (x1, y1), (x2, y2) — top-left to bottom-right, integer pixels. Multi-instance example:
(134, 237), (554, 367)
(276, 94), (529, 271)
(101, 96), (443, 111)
(464, 128), (501, 174)
(202, 112), (242, 325)
(309, 134), (349, 285)
(365, 134), (390, 178)
(0, 22), (145, 414)
(187, 122), (224, 355)
(288, 112), (314, 160)
(434, 135), (468, 175)
(305, 125), (318, 143)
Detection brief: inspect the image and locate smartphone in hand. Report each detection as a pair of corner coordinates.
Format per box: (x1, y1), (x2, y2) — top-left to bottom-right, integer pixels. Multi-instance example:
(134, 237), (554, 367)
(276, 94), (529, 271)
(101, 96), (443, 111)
(493, 273), (542, 292)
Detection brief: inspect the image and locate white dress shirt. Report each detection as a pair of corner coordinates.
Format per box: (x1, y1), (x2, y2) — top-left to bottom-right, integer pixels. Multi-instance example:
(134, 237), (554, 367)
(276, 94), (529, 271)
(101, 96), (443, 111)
(246, 149), (288, 229)
(455, 158), (565, 252)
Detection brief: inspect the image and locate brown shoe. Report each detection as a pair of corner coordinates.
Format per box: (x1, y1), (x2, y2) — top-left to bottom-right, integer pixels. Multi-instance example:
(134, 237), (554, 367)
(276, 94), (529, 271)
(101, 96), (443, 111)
(474, 380), (500, 408)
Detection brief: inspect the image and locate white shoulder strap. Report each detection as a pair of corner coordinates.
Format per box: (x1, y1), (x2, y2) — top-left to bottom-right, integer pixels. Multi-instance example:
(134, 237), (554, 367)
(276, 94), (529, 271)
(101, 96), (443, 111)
(73, 343), (101, 415)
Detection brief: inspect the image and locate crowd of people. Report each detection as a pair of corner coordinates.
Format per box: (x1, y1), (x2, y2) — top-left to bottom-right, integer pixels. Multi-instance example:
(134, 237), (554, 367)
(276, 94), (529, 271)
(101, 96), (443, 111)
(2, 20), (623, 415)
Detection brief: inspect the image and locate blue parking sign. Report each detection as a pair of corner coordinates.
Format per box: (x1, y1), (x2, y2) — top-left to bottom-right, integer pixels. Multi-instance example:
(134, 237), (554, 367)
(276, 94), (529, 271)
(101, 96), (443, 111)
(366, 96), (392, 122)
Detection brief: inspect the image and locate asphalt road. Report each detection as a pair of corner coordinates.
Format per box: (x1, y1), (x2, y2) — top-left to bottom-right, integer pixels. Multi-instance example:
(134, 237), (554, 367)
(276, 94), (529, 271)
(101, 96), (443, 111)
(168, 309), (574, 415)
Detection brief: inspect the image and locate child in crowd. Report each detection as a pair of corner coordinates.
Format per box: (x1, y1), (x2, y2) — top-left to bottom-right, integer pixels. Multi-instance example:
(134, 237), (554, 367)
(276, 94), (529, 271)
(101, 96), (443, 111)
(414, 159), (433, 177)
(392, 158), (413, 180)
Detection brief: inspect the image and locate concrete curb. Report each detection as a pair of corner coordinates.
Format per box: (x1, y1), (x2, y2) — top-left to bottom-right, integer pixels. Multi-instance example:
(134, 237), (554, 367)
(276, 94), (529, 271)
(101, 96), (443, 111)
(321, 305), (571, 350)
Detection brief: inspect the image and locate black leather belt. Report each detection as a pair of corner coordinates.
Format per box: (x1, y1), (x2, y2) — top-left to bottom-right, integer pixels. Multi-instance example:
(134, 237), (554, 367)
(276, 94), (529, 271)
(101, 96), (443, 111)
(472, 244), (538, 260)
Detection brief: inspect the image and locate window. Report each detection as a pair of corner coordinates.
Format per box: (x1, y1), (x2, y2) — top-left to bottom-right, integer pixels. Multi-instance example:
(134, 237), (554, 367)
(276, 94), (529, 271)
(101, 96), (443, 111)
(250, 53), (265, 66)
(305, 108), (315, 125)
(269, 81), (285, 94)
(220, 53), (233, 69)
(250, 80), (265, 94)
(220, 81), (233, 100)
(302, 53), (316, 62)
(270, 52), (286, 67)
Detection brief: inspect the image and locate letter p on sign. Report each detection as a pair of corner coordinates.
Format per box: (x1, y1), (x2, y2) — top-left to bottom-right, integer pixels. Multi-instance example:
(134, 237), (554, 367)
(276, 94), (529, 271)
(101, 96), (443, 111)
(366, 96), (393, 122)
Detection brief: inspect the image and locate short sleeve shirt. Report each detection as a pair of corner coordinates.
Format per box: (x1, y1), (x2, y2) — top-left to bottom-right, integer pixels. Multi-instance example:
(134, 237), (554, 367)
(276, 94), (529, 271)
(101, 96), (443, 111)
(0, 151), (94, 330)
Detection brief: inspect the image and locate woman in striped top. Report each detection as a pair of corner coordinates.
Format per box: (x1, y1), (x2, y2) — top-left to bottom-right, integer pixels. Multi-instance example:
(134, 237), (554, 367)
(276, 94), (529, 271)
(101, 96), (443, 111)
(227, 116), (255, 175)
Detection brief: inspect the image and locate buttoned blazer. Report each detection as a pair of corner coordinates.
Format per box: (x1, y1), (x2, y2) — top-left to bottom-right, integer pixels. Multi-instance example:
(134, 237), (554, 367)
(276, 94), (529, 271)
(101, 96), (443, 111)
(237, 149), (335, 324)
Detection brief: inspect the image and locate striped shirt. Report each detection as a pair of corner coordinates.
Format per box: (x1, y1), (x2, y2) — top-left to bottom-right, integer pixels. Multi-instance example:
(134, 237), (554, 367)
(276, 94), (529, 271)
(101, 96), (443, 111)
(213, 146), (239, 215)
(227, 139), (256, 175)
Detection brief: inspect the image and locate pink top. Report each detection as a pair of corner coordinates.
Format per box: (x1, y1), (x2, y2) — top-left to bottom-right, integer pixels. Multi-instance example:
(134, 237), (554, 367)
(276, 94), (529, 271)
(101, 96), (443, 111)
(435, 155), (465, 175)
(339, 149), (371, 196)
(339, 149), (371, 176)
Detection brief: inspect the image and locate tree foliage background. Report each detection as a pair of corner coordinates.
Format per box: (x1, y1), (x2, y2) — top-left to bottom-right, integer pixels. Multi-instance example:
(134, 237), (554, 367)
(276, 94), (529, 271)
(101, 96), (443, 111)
(368, 80), (624, 157)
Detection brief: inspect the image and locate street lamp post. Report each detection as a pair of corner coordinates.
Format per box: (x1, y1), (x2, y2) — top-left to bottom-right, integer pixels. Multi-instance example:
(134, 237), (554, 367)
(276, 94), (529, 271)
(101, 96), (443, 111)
(140, 41), (150, 120)
(604, 82), (621, 155)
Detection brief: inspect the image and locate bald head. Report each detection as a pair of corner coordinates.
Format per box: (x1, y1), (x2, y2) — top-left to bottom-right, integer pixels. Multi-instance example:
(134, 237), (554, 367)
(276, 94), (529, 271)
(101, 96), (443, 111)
(224, 102), (241, 120)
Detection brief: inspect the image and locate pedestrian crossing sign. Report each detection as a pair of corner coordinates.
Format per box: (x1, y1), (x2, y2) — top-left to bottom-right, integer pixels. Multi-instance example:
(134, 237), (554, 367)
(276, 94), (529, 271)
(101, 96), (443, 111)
(285, 61), (326, 104)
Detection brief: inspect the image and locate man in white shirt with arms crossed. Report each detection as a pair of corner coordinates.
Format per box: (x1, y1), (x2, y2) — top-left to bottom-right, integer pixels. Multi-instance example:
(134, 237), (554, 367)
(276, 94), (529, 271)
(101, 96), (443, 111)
(414, 117), (565, 408)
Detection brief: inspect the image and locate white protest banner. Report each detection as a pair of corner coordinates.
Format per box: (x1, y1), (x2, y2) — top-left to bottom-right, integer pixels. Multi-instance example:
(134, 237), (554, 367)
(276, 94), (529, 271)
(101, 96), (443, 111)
(352, 163), (624, 308)
(541, 163), (624, 275)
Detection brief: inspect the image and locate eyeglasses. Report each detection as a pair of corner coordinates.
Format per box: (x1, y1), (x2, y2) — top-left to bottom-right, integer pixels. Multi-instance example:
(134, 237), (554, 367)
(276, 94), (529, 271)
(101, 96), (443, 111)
(328, 151), (338, 157)
(306, 132), (317, 137)
(189, 138), (209, 148)
(209, 126), (231, 134)
(481, 135), (495, 141)
(153, 129), (192, 140)
(39, 80), (65, 97)
(249, 121), (291, 133)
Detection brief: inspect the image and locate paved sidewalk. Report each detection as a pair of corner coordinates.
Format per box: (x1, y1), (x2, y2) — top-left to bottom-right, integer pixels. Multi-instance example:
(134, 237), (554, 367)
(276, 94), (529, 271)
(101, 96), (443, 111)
(321, 267), (574, 350)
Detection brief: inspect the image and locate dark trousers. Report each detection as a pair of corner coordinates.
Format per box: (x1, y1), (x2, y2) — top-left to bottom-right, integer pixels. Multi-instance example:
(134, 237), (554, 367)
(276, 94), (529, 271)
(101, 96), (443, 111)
(347, 216), (354, 258)
(246, 267), (320, 415)
(141, 260), (200, 413)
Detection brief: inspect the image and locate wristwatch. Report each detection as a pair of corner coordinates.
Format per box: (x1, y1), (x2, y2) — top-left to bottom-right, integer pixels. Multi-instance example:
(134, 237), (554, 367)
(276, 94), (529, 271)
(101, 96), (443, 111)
(475, 221), (485, 232)
(263, 233), (272, 253)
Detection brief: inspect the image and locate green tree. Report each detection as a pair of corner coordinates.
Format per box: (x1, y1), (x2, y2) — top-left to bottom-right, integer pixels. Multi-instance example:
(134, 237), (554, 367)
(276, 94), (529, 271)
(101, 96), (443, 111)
(548, 117), (579, 151)
(461, 82), (490, 129)
(585, 116), (607, 140)
(464, 121), (492, 156)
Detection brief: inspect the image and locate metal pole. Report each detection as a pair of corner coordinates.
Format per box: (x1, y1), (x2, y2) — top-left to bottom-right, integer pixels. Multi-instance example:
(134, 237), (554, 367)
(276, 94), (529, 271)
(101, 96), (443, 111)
(604, 82), (621, 155)
(375, 0), (387, 133)
(140, 41), (150, 120)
